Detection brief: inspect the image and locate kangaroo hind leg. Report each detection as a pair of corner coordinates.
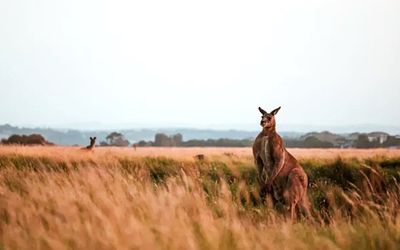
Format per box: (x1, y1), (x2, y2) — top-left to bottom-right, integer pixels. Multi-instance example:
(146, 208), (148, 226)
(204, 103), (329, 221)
(283, 170), (306, 221)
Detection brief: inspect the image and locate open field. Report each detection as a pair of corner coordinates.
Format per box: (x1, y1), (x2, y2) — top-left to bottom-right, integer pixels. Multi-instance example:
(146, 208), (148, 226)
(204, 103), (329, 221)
(1, 146), (400, 249)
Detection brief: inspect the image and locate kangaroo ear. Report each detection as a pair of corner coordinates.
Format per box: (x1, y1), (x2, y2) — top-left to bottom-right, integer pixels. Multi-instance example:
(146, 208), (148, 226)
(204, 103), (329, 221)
(270, 106), (281, 116)
(90, 137), (93, 140)
(93, 137), (96, 140)
(258, 107), (267, 115)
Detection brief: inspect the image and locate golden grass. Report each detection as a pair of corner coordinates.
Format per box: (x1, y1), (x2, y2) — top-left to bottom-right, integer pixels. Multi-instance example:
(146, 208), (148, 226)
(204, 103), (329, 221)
(1, 146), (400, 249)
(1, 145), (400, 160)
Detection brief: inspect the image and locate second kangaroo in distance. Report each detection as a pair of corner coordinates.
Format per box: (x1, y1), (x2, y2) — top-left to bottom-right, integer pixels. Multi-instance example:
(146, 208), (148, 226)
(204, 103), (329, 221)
(83, 137), (96, 151)
(253, 106), (311, 220)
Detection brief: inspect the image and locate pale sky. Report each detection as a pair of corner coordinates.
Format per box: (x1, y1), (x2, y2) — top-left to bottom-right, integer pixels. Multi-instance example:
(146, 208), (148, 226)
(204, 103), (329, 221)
(0, 0), (399, 131)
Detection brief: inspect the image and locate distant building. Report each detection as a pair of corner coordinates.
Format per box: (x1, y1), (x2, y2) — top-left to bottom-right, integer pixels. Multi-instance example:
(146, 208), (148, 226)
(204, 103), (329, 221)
(366, 132), (389, 144)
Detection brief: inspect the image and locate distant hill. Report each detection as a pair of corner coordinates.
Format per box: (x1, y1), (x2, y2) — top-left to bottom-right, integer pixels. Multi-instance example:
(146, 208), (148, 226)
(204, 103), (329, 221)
(301, 131), (347, 147)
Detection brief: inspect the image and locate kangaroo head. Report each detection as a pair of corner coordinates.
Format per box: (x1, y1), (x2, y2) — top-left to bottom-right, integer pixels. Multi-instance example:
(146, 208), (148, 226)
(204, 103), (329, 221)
(258, 106), (281, 129)
(89, 137), (97, 146)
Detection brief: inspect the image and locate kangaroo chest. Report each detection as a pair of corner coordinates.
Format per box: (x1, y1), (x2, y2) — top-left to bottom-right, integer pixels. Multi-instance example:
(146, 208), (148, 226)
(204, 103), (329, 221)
(260, 136), (274, 175)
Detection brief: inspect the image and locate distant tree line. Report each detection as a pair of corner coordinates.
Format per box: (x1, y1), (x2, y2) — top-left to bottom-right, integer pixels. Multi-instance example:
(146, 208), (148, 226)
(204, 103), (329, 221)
(136, 133), (400, 148)
(137, 133), (335, 148)
(1, 134), (54, 145)
(136, 133), (253, 147)
(2, 131), (400, 148)
(284, 137), (335, 148)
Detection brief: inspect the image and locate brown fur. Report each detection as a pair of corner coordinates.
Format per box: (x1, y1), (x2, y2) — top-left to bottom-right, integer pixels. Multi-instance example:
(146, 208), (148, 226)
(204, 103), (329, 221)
(82, 137), (96, 151)
(194, 154), (205, 161)
(253, 107), (311, 220)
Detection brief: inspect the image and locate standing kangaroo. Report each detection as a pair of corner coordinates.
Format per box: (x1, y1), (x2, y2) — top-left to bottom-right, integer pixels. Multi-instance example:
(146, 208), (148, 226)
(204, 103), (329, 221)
(253, 107), (310, 220)
(83, 137), (96, 151)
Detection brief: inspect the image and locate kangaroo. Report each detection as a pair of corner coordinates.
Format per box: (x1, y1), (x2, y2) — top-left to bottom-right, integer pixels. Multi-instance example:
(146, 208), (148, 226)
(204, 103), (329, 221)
(253, 107), (310, 220)
(83, 137), (96, 151)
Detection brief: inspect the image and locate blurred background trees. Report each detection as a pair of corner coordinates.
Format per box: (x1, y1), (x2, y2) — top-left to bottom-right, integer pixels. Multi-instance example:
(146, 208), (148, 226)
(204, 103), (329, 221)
(100, 132), (130, 147)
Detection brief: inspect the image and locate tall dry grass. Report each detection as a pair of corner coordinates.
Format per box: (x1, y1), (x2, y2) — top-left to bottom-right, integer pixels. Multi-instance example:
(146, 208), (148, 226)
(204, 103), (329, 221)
(1, 146), (400, 249)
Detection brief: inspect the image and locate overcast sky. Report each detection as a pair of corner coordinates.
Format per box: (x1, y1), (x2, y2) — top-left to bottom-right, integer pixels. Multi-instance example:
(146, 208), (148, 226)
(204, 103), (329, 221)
(0, 0), (399, 131)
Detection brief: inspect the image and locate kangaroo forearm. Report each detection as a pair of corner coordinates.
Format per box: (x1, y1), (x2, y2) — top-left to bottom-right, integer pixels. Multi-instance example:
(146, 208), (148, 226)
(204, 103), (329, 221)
(268, 160), (284, 184)
(255, 157), (266, 184)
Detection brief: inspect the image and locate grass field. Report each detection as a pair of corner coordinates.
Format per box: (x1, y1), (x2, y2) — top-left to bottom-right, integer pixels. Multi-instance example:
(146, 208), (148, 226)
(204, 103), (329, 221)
(1, 146), (400, 249)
